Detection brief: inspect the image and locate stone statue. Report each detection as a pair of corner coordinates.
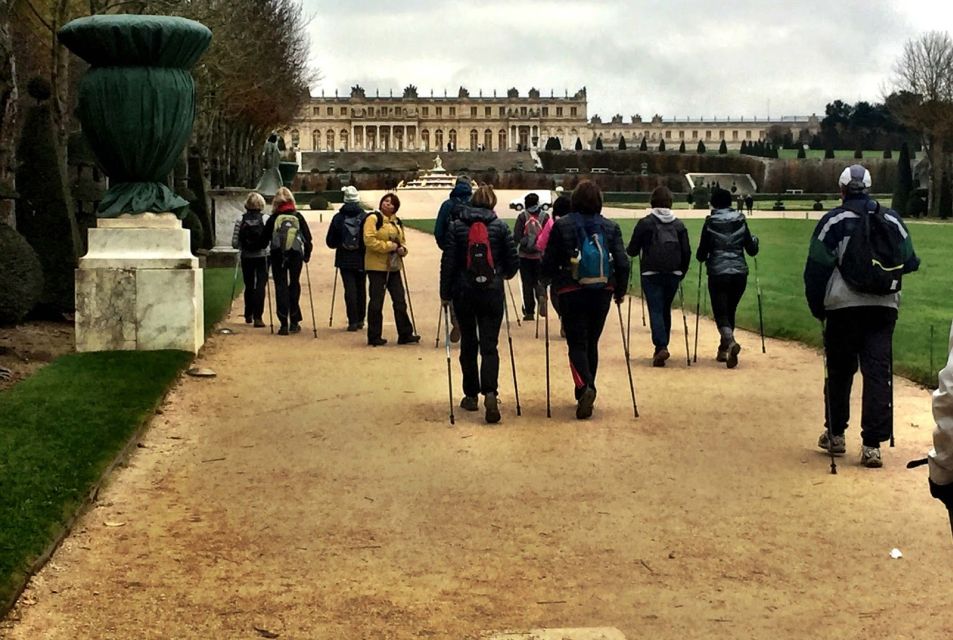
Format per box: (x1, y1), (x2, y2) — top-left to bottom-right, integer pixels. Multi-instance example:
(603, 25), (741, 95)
(432, 155), (444, 171)
(255, 133), (283, 197)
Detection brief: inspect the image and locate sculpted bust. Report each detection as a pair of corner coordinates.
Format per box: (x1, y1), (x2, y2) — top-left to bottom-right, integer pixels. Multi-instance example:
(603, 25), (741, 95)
(433, 155), (444, 171)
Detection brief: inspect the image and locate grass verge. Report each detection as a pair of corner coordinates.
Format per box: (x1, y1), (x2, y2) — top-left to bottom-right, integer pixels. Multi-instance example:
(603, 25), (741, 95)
(0, 266), (240, 612)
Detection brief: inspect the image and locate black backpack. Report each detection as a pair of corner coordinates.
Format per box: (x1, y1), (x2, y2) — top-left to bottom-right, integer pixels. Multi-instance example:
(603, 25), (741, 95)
(838, 200), (906, 294)
(340, 212), (367, 251)
(643, 219), (682, 272)
(238, 212), (266, 252)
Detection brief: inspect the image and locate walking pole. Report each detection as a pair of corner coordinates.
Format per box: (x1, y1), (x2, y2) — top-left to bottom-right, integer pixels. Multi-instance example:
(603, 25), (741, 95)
(228, 257), (241, 318)
(502, 289), (522, 416)
(443, 304), (455, 426)
(544, 292), (551, 418)
(434, 304), (443, 348)
(754, 256), (766, 354)
(535, 308), (540, 339)
(821, 321), (837, 474)
(639, 257), (646, 327)
(626, 296), (632, 360)
(265, 265), (274, 334)
(400, 257), (417, 335)
(616, 301), (639, 418)
(693, 264), (703, 363)
(679, 284), (691, 366)
(328, 267), (338, 327)
(304, 260), (317, 339)
(506, 279), (522, 327)
(889, 340), (895, 448)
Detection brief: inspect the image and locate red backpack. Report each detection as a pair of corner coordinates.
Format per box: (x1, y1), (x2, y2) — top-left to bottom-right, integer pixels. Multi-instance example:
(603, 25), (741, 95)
(465, 221), (496, 288)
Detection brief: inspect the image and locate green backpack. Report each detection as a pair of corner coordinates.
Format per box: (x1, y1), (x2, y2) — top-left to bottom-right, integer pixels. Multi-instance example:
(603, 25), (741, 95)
(271, 213), (304, 255)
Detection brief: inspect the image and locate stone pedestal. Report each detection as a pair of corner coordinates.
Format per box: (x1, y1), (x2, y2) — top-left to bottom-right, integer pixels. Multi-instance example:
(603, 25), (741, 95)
(75, 213), (204, 353)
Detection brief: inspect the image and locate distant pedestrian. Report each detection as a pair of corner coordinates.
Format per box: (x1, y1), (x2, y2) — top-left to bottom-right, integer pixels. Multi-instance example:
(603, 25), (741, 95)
(439, 185), (520, 423)
(363, 193), (419, 346)
(696, 187), (759, 368)
(542, 180), (630, 419)
(231, 191), (270, 328)
(264, 187), (313, 335)
(804, 165), (919, 468)
(514, 192), (550, 320)
(744, 193), (754, 215)
(325, 185), (367, 331)
(626, 186), (692, 366)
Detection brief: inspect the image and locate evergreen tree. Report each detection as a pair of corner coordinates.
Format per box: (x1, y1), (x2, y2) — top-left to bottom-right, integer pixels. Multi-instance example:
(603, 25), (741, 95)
(595, 136), (603, 150)
(853, 148), (863, 159)
(892, 141), (914, 215)
(658, 139), (666, 152)
(740, 140), (748, 154)
(718, 139), (728, 154)
(797, 147), (807, 159)
(639, 136), (647, 151)
(678, 140), (686, 153)
(14, 78), (80, 315)
(824, 145), (835, 159)
(696, 140), (706, 154)
(883, 148), (892, 159)
(575, 137), (583, 151)
(618, 134), (627, 150)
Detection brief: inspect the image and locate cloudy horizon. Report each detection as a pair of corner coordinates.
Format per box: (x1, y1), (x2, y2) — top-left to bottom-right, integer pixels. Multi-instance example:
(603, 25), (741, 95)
(300, 0), (952, 120)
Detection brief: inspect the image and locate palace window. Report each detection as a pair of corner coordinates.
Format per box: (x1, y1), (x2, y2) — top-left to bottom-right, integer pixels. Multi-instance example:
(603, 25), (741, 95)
(485, 106), (492, 117)
(692, 130), (698, 139)
(665, 130), (671, 139)
(570, 107), (577, 117)
(327, 106), (333, 116)
(706, 130), (712, 140)
(422, 106), (429, 117)
(520, 106), (527, 117)
(436, 106), (443, 116)
(542, 107), (549, 117)
(484, 128), (493, 150)
(340, 107), (346, 115)
(471, 106), (477, 117)
(291, 129), (300, 147)
(719, 130), (725, 139)
(679, 131), (685, 139)
(499, 106), (505, 116)
(556, 106), (563, 117)
(732, 130), (739, 140)
(746, 130), (752, 139)
(312, 107), (320, 116)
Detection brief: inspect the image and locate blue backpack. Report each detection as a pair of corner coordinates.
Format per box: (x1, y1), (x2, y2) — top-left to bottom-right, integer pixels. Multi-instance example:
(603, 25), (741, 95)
(571, 213), (612, 288)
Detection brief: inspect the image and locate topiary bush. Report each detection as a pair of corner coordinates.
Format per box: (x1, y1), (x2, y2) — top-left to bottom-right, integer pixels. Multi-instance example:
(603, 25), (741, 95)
(691, 185), (710, 209)
(309, 195), (330, 211)
(0, 224), (44, 324)
(813, 199), (825, 211)
(15, 76), (80, 315)
(182, 209), (204, 255)
(696, 141), (706, 154)
(718, 139), (728, 154)
(853, 148), (863, 159)
(797, 147), (807, 159)
(883, 149), (893, 159)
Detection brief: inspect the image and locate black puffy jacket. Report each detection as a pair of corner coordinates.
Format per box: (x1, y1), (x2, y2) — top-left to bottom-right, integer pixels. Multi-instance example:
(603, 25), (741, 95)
(325, 202), (367, 270)
(439, 205), (519, 301)
(695, 208), (759, 276)
(541, 212), (630, 296)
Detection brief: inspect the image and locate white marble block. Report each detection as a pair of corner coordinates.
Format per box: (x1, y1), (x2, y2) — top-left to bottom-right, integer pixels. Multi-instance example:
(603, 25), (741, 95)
(75, 213), (205, 354)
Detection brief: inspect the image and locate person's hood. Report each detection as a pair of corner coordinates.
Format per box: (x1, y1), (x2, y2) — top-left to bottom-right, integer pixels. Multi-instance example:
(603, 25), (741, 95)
(458, 204), (497, 224)
(339, 201), (364, 217)
(650, 207), (675, 223)
(450, 181), (472, 200)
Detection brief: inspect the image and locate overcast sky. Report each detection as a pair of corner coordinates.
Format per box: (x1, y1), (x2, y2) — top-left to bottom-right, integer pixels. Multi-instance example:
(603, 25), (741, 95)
(301, 0), (953, 120)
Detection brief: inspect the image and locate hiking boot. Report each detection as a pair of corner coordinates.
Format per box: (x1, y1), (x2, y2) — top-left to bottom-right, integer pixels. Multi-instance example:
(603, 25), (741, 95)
(289, 323), (302, 334)
(244, 316), (253, 324)
(484, 392), (501, 424)
(653, 348), (670, 367)
(716, 346), (729, 362)
(861, 445), (883, 468)
(460, 396), (479, 412)
(368, 337), (388, 346)
(726, 341), (741, 369)
(398, 334), (421, 345)
(347, 323), (360, 332)
(277, 326), (289, 336)
(253, 318), (266, 328)
(817, 431), (846, 456)
(576, 386), (596, 420)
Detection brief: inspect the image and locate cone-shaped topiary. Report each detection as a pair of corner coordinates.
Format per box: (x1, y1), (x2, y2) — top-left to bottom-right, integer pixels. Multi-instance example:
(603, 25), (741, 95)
(797, 147), (807, 159)
(853, 148), (863, 159)
(658, 139), (666, 152)
(595, 136), (603, 150)
(678, 140), (686, 153)
(618, 134), (626, 150)
(639, 136), (647, 151)
(696, 140), (706, 154)
(824, 145), (835, 159)
(574, 137), (583, 151)
(718, 139), (728, 154)
(0, 224), (44, 324)
(15, 77), (80, 315)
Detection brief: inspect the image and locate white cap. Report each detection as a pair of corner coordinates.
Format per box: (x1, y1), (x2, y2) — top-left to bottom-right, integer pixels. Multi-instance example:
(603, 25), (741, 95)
(838, 164), (872, 191)
(342, 185), (360, 203)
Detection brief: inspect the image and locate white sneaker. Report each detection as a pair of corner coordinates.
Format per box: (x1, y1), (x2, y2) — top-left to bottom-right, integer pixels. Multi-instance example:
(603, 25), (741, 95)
(861, 445), (883, 468)
(817, 431), (846, 455)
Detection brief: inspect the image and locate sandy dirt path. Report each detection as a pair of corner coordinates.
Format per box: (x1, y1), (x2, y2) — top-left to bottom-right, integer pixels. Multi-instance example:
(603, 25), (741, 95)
(3, 218), (951, 640)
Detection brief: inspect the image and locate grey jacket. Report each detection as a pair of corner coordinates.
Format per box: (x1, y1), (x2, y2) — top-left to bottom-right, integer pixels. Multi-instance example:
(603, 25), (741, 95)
(695, 208), (759, 276)
(231, 211), (270, 259)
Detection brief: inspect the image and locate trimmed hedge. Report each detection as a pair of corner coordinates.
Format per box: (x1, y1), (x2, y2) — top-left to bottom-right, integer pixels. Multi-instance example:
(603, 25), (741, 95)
(0, 225), (44, 325)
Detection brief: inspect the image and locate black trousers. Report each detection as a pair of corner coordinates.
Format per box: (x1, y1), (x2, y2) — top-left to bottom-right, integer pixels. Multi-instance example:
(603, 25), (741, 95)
(707, 273), (748, 339)
(519, 257), (543, 316)
(271, 252), (303, 327)
(824, 306), (897, 447)
(241, 256), (268, 321)
(559, 288), (612, 399)
(367, 270), (414, 341)
(453, 288), (504, 397)
(340, 268), (366, 326)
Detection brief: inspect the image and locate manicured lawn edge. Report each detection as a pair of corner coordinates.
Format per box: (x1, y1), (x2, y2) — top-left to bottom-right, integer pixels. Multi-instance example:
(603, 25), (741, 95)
(0, 267), (239, 615)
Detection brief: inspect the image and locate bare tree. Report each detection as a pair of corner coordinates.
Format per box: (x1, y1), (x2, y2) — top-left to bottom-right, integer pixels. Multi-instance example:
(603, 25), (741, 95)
(889, 30), (953, 217)
(0, 0), (18, 226)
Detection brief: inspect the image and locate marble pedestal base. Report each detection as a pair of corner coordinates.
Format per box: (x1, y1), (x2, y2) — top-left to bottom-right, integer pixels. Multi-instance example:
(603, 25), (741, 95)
(75, 213), (205, 353)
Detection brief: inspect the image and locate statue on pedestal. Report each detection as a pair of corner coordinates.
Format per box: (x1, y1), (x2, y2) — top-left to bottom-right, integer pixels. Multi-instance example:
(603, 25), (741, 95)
(432, 155), (444, 172)
(256, 133), (283, 197)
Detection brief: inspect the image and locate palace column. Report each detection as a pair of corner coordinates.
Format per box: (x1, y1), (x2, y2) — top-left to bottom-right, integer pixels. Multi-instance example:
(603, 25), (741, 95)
(375, 124), (380, 151)
(350, 125), (355, 151)
(403, 125), (407, 151)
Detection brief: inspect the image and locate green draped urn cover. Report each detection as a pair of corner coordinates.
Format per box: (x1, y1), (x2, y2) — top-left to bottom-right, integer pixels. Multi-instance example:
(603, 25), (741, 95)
(58, 15), (212, 219)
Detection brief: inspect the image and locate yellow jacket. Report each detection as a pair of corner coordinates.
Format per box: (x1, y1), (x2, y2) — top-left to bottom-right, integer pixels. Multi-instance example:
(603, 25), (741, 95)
(363, 211), (408, 272)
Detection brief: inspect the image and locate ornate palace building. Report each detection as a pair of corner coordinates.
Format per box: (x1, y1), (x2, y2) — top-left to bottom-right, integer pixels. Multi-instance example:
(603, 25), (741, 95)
(288, 85), (819, 153)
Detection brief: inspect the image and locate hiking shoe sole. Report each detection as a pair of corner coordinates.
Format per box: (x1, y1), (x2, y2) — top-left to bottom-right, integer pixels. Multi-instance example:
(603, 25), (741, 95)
(653, 348), (670, 367)
(576, 387), (596, 420)
(726, 342), (741, 369)
(818, 432), (847, 456)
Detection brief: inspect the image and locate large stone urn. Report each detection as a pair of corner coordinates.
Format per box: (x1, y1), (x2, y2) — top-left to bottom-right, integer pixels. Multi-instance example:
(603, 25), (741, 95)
(58, 15), (211, 353)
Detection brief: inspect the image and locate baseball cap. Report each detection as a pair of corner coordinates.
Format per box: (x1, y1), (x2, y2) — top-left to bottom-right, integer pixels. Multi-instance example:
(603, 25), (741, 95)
(838, 164), (872, 192)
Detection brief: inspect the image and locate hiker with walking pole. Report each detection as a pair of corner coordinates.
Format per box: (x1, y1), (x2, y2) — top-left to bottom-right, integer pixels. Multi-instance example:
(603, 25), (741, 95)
(231, 191), (270, 327)
(541, 180), (630, 420)
(696, 188), (759, 369)
(263, 187), (313, 336)
(362, 193), (419, 347)
(804, 165), (919, 469)
(625, 186), (692, 368)
(439, 184), (519, 424)
(326, 185), (368, 331)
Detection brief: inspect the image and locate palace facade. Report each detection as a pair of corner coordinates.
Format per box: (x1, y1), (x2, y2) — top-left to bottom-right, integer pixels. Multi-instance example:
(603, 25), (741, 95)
(288, 85), (819, 153)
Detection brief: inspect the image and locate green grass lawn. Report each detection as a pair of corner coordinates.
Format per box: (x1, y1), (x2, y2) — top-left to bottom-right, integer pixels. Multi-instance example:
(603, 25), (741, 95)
(404, 217), (952, 386)
(0, 266), (240, 611)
